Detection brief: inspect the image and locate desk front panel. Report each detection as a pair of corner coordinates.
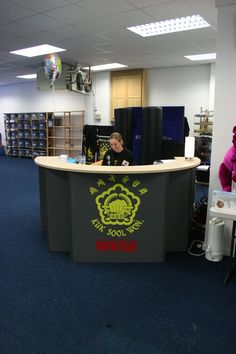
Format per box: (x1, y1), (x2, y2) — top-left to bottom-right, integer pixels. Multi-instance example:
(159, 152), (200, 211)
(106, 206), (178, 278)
(39, 167), (71, 252)
(38, 166), (196, 262)
(70, 172), (167, 262)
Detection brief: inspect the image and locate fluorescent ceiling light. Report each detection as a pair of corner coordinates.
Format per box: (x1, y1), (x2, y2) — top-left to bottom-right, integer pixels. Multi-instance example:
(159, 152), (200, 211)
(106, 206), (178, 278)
(127, 14), (210, 37)
(184, 53), (216, 61)
(10, 44), (66, 57)
(16, 74), (37, 79)
(83, 63), (128, 71)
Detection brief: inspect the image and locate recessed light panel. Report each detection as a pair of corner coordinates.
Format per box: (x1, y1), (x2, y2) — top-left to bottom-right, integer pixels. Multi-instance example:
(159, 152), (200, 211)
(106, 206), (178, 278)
(16, 74), (37, 79)
(127, 14), (210, 37)
(83, 63), (128, 71)
(184, 53), (216, 61)
(10, 44), (66, 57)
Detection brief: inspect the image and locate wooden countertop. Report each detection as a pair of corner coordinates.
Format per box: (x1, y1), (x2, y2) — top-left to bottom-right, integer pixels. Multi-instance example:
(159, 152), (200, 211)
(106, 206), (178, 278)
(34, 156), (200, 174)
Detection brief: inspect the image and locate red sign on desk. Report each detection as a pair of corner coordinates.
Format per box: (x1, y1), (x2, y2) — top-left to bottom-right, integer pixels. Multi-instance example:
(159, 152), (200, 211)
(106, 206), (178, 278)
(96, 239), (137, 252)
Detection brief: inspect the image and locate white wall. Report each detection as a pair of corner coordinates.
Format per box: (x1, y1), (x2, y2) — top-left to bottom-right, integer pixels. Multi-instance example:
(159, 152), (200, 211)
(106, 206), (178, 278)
(0, 82), (85, 112)
(85, 71), (111, 126)
(206, 1), (236, 254)
(209, 63), (215, 111)
(0, 71), (112, 144)
(148, 64), (212, 135)
(210, 3), (236, 193)
(0, 81), (85, 144)
(0, 64), (213, 145)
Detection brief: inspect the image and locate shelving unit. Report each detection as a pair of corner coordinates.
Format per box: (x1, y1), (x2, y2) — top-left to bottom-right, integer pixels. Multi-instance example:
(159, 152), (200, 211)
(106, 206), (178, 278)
(47, 111), (84, 156)
(4, 110), (84, 158)
(194, 108), (214, 136)
(4, 112), (48, 158)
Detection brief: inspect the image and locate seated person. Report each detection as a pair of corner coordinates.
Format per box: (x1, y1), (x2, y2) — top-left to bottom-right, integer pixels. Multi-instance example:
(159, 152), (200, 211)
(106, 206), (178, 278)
(102, 132), (134, 166)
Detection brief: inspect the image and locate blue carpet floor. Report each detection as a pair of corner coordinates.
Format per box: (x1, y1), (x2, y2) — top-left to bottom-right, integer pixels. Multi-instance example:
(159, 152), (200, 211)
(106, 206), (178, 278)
(0, 156), (236, 354)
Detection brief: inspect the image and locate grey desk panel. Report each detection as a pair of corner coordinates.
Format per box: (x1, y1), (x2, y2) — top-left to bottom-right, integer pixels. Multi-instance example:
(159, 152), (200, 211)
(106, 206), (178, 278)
(44, 169), (71, 252)
(38, 167), (47, 233)
(165, 169), (195, 251)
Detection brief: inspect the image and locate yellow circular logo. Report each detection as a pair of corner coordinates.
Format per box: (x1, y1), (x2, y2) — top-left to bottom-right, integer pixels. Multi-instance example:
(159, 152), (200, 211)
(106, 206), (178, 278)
(95, 183), (140, 226)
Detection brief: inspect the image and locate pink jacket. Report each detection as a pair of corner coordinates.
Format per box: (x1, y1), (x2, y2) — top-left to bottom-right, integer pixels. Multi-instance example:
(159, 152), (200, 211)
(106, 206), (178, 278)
(219, 126), (236, 192)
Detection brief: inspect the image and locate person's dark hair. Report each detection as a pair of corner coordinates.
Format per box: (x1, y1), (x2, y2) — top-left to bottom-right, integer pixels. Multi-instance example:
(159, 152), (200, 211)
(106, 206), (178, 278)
(109, 132), (124, 146)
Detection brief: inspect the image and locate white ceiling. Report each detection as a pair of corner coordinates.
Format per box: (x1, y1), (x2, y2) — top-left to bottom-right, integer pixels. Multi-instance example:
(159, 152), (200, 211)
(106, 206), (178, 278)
(0, 0), (217, 86)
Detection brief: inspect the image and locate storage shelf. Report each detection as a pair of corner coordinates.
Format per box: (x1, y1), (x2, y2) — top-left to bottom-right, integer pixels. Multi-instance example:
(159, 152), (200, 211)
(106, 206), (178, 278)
(47, 111), (84, 156)
(4, 110), (84, 158)
(194, 108), (214, 136)
(4, 112), (48, 158)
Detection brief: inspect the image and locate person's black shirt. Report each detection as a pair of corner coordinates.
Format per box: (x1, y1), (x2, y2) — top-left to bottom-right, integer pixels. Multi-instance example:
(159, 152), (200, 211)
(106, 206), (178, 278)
(102, 148), (134, 166)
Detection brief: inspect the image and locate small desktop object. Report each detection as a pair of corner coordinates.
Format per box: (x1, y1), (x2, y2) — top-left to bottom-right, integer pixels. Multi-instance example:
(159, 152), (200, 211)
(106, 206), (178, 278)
(59, 155), (78, 163)
(184, 136), (195, 160)
(59, 154), (67, 162)
(121, 160), (129, 166)
(67, 157), (78, 164)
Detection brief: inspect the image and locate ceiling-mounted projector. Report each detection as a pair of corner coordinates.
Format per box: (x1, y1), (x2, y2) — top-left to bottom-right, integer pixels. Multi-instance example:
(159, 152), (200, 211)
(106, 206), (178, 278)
(66, 64), (92, 94)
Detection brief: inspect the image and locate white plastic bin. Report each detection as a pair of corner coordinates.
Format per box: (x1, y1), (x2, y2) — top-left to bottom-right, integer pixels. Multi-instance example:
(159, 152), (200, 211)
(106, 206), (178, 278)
(205, 217), (225, 262)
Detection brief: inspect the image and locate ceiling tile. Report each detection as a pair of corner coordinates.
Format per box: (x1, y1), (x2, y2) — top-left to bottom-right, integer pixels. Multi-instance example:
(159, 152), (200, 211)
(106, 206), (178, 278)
(0, 0), (36, 21)
(17, 14), (66, 31)
(47, 25), (83, 39)
(184, 0), (216, 12)
(0, 23), (40, 42)
(125, 0), (178, 8)
(142, 0), (195, 21)
(78, 0), (135, 16)
(18, 31), (68, 45)
(71, 19), (115, 37)
(44, 4), (96, 24)
(105, 9), (155, 28)
(8, 0), (70, 12)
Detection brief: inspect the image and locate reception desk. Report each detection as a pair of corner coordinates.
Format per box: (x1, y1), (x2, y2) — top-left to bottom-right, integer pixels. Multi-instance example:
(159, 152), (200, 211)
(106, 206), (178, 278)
(35, 156), (200, 262)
